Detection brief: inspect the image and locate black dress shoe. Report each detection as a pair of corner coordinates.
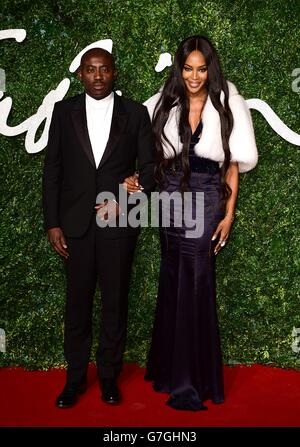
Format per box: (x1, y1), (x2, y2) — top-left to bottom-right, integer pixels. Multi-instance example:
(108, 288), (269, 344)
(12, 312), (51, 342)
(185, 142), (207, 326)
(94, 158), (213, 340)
(100, 378), (121, 404)
(55, 381), (87, 408)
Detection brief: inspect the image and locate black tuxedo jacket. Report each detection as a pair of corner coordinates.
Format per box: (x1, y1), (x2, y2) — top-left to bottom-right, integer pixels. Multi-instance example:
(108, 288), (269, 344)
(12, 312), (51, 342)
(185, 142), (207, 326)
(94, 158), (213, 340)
(42, 92), (156, 238)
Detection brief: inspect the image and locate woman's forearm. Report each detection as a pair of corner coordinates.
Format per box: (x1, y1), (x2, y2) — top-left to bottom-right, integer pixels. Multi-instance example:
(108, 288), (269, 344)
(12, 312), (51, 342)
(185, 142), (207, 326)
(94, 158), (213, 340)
(225, 161), (239, 220)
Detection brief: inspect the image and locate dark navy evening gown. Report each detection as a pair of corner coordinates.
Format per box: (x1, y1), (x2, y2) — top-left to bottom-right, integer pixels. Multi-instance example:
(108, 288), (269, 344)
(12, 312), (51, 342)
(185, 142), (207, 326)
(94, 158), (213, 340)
(145, 122), (225, 411)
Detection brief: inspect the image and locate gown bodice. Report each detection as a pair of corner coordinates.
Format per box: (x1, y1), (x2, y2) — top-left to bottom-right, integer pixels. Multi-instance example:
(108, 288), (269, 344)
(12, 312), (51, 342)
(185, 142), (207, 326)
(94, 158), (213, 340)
(164, 121), (220, 175)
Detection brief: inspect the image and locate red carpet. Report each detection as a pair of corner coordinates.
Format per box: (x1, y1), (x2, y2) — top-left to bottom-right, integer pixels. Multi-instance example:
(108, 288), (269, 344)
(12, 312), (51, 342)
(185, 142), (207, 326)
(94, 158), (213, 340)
(1, 363), (300, 427)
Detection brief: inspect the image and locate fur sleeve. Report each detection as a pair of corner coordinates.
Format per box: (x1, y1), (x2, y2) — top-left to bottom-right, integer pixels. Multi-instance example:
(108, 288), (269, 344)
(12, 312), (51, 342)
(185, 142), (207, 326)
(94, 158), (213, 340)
(228, 82), (258, 173)
(143, 91), (162, 121)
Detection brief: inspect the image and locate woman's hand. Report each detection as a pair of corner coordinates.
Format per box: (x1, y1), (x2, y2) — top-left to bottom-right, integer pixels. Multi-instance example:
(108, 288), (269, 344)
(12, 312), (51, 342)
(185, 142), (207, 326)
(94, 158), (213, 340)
(122, 173), (144, 194)
(212, 214), (234, 255)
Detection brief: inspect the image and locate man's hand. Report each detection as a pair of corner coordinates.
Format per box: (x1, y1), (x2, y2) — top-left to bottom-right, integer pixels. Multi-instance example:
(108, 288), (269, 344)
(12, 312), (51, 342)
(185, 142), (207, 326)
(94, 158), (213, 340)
(47, 227), (69, 258)
(95, 200), (120, 222)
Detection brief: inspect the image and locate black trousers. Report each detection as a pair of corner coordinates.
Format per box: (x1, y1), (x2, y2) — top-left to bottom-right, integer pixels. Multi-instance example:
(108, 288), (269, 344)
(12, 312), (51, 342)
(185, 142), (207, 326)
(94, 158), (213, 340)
(63, 219), (137, 384)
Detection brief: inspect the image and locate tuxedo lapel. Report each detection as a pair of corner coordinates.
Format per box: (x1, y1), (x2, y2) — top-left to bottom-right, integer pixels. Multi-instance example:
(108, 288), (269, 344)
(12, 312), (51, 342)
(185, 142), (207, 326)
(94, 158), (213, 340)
(98, 93), (128, 170)
(71, 94), (96, 168)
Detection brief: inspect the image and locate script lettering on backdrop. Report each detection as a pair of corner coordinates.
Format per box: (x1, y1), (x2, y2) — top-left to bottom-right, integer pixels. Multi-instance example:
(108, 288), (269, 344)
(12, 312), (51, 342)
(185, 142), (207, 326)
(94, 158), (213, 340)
(0, 29), (300, 152)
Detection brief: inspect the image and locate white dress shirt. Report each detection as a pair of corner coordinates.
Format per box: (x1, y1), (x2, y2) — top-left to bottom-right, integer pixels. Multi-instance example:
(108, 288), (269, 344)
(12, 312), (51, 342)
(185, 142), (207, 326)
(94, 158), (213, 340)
(85, 92), (114, 168)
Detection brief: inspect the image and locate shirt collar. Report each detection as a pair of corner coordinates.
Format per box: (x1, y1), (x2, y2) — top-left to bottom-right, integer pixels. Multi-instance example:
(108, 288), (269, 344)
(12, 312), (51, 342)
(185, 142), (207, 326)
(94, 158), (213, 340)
(85, 91), (114, 109)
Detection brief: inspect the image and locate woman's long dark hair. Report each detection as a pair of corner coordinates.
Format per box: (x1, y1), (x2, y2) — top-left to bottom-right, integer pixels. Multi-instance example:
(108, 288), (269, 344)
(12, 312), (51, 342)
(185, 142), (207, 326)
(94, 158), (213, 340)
(153, 35), (234, 208)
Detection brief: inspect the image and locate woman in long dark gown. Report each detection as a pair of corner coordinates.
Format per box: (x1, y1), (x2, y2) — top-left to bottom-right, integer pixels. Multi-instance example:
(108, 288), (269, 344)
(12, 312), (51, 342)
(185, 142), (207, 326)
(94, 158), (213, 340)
(124, 35), (257, 411)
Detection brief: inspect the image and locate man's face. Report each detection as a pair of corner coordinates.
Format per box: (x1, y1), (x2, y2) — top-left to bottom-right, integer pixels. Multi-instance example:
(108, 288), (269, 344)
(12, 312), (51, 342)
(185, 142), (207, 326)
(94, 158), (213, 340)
(78, 51), (116, 100)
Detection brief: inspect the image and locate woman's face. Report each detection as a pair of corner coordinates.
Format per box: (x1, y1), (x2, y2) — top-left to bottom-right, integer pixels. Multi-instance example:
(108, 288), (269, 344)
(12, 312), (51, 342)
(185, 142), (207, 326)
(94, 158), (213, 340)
(182, 50), (208, 96)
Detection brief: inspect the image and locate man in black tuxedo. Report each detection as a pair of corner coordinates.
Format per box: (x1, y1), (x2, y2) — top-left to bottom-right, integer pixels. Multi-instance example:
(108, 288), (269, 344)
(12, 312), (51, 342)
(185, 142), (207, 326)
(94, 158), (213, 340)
(42, 48), (155, 408)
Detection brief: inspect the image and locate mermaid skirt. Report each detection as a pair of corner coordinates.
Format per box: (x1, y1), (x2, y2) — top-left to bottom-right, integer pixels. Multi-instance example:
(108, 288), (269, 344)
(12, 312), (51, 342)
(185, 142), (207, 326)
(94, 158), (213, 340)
(145, 171), (225, 411)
